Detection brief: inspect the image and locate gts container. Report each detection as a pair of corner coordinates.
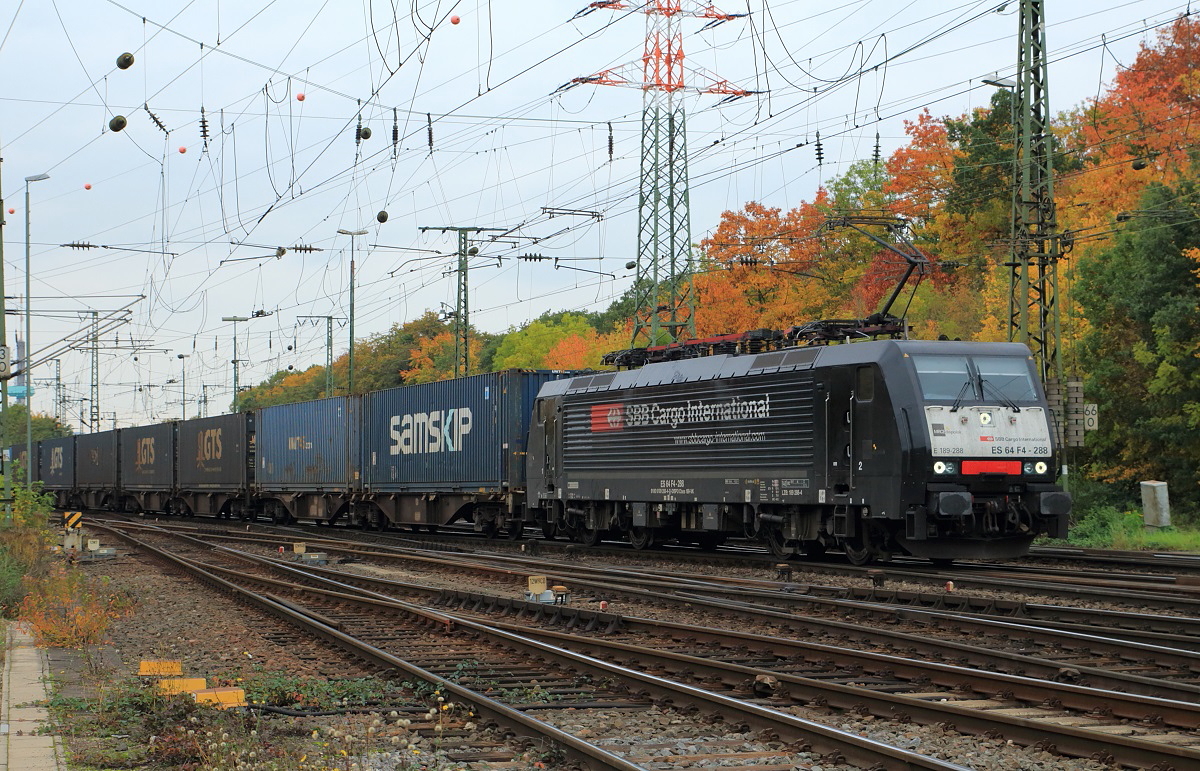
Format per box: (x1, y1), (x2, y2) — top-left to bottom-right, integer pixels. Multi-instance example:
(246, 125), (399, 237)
(361, 370), (574, 530)
(76, 431), (119, 509)
(177, 413), (252, 490)
(256, 397), (358, 524)
(39, 436), (75, 503)
(6, 444), (37, 483)
(119, 422), (175, 512)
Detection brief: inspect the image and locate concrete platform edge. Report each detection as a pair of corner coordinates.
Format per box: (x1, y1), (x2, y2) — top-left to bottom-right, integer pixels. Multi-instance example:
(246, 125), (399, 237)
(3, 621), (66, 770)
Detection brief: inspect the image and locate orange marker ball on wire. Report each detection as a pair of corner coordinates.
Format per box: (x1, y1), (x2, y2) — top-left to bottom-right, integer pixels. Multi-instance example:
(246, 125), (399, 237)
(296, 92), (305, 101)
(84, 183), (92, 190)
(178, 146), (187, 154)
(7, 208), (14, 215)
(451, 14), (460, 24)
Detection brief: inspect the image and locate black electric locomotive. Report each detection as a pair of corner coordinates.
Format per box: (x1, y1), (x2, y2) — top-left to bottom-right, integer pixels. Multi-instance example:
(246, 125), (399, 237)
(24, 341), (1069, 564)
(526, 339), (1070, 563)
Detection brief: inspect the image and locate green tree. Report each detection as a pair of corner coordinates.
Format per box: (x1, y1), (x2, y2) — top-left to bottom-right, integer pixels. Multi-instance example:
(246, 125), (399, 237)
(0, 405), (72, 450)
(1074, 181), (1200, 520)
(491, 314), (596, 369)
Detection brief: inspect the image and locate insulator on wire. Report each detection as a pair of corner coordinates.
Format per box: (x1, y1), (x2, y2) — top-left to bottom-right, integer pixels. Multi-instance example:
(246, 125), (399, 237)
(392, 108), (399, 157)
(200, 106), (210, 148)
(355, 115), (363, 145)
(815, 131), (824, 166)
(608, 122), (614, 162)
(427, 113), (434, 154)
(873, 132), (881, 167)
(145, 103), (168, 135)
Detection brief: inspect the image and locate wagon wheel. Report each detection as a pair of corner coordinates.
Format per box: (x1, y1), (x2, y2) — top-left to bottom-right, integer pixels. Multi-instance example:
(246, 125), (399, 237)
(842, 538), (873, 566)
(695, 532), (725, 551)
(628, 526), (655, 550)
(577, 526), (603, 547)
(481, 520), (500, 539)
(540, 521), (558, 541)
(506, 522), (525, 540)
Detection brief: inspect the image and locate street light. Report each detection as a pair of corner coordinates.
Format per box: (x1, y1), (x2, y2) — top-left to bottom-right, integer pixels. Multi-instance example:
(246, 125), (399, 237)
(337, 228), (368, 395)
(177, 353), (190, 419)
(221, 315), (250, 413)
(23, 172), (48, 487)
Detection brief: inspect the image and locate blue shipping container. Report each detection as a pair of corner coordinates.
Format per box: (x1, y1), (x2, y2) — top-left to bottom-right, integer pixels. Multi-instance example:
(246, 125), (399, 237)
(257, 397), (357, 491)
(120, 423), (176, 490)
(77, 431), (119, 488)
(39, 436), (75, 490)
(362, 370), (574, 493)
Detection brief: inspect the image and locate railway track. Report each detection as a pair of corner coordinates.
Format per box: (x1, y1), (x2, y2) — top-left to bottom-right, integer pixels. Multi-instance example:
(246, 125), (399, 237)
(115, 520), (1200, 690)
(100, 522), (967, 770)
(95, 520), (1200, 769)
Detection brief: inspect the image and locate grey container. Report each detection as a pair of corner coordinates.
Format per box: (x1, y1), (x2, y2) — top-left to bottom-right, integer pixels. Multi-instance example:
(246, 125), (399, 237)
(256, 397), (357, 491)
(7, 443), (38, 483)
(119, 422), (176, 490)
(39, 436), (75, 490)
(77, 431), (119, 488)
(177, 413), (252, 489)
(362, 370), (572, 492)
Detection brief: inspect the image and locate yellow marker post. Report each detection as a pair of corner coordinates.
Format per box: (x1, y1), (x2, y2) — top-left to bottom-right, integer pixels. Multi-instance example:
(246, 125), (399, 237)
(138, 660), (184, 677)
(191, 688), (247, 709)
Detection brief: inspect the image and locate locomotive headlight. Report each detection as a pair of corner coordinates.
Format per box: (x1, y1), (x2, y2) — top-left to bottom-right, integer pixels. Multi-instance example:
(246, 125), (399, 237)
(1034, 461), (1048, 474)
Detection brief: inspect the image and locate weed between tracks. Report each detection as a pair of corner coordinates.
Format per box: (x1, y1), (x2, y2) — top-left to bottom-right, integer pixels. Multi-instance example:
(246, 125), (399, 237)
(47, 672), (495, 770)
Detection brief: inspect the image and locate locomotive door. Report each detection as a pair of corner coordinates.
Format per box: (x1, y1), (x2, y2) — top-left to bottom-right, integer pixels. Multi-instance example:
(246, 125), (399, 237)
(828, 368), (855, 493)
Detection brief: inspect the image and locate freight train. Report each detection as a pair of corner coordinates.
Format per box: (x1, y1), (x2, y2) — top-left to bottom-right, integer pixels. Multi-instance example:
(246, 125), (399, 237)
(11, 338), (1070, 564)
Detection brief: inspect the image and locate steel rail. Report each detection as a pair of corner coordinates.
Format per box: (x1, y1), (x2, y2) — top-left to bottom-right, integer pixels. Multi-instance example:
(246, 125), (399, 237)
(101, 524), (968, 771)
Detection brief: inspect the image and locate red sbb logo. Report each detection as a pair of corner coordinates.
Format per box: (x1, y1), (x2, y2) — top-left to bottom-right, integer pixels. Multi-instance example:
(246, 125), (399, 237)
(591, 403), (625, 432)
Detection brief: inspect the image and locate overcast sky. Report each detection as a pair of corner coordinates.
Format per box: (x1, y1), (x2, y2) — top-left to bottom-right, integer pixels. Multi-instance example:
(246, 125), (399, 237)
(0, 0), (1188, 428)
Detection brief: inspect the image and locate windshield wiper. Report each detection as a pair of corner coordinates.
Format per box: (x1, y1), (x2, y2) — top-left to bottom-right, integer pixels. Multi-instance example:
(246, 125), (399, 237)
(949, 379), (974, 412)
(980, 378), (1021, 413)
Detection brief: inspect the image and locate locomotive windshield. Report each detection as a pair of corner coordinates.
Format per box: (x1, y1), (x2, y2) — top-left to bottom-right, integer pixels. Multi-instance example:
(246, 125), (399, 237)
(912, 354), (1039, 404)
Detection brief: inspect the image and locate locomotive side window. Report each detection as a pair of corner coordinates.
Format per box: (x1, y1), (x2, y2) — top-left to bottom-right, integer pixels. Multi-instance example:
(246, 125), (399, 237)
(974, 356), (1038, 403)
(911, 355), (971, 400)
(855, 366), (874, 402)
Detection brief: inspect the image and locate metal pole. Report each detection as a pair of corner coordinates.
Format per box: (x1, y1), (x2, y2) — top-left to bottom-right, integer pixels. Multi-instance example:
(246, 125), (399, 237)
(232, 323), (239, 413)
(0, 149), (8, 523)
(178, 354), (188, 420)
(349, 247), (355, 394)
(0, 146), (9, 523)
(24, 182), (30, 487)
(326, 316), (333, 396)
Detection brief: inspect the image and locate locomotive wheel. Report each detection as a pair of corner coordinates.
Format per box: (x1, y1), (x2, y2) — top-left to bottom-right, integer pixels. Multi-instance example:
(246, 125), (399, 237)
(929, 557), (955, 568)
(695, 533), (725, 551)
(628, 526), (655, 550)
(843, 538), (873, 566)
(802, 540), (827, 560)
(578, 527), (603, 547)
(764, 527), (797, 558)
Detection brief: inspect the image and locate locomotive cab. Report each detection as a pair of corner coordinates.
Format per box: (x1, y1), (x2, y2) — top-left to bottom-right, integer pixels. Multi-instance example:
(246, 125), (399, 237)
(894, 345), (1071, 561)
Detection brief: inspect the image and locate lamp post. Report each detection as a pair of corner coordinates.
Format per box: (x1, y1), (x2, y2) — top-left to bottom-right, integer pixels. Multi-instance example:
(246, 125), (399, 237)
(221, 316), (250, 413)
(23, 173), (48, 487)
(336, 228), (367, 395)
(177, 353), (190, 419)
